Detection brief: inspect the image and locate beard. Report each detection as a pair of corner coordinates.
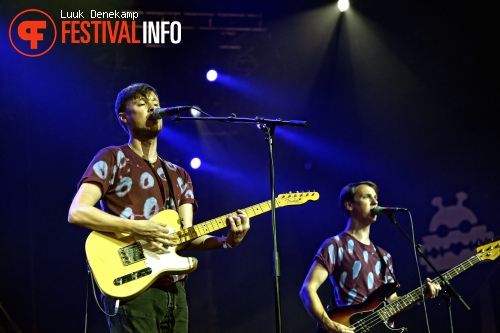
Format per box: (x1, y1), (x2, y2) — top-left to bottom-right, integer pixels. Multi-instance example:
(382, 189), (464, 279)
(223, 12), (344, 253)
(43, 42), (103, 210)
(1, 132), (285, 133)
(131, 123), (162, 139)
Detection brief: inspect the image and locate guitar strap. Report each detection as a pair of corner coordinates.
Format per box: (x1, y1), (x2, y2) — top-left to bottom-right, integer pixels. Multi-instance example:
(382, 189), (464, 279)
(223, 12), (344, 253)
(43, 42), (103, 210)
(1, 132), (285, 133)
(159, 158), (179, 212)
(375, 245), (398, 284)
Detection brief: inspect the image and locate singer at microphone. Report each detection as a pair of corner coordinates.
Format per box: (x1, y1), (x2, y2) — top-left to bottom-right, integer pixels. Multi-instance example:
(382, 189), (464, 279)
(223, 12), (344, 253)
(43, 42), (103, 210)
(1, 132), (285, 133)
(371, 206), (408, 215)
(70, 83), (252, 332)
(299, 180), (441, 333)
(150, 106), (194, 120)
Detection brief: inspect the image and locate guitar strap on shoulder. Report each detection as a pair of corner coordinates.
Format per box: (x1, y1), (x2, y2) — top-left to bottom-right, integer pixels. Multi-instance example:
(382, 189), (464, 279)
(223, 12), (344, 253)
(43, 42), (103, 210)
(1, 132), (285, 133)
(159, 158), (178, 212)
(374, 245), (398, 284)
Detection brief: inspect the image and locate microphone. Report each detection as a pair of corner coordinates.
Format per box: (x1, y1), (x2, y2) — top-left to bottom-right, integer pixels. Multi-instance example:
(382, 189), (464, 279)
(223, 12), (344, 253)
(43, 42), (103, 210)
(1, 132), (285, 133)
(371, 206), (408, 215)
(150, 106), (193, 119)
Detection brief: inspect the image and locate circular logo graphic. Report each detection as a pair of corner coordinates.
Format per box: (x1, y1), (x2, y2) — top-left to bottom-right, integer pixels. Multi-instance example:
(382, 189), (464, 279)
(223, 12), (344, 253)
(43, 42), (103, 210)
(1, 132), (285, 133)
(9, 9), (57, 57)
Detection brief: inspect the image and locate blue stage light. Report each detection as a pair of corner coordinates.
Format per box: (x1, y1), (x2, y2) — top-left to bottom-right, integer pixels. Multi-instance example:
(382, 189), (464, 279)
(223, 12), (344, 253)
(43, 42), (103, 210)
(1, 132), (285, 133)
(206, 69), (218, 82)
(190, 157), (201, 169)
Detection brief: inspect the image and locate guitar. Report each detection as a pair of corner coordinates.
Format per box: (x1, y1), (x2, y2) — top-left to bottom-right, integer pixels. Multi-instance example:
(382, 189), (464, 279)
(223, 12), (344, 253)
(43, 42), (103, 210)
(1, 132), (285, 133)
(318, 239), (500, 333)
(86, 191), (319, 301)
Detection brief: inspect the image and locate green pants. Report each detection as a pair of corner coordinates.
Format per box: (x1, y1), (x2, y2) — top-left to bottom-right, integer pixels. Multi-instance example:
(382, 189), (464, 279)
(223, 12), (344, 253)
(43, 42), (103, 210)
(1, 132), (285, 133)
(103, 281), (188, 333)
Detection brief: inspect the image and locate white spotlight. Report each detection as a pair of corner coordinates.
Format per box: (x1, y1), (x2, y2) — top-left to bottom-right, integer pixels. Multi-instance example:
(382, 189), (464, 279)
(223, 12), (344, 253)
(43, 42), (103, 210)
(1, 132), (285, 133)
(206, 69), (218, 82)
(190, 157), (201, 169)
(338, 0), (350, 12)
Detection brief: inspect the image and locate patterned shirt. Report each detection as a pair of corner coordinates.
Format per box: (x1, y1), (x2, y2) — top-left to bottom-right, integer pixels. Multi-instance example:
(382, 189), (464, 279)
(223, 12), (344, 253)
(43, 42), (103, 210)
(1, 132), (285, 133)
(78, 145), (198, 285)
(314, 232), (396, 307)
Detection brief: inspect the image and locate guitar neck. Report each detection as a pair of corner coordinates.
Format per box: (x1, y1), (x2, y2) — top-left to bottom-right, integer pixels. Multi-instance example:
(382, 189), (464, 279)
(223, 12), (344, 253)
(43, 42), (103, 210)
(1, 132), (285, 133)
(379, 254), (481, 319)
(176, 195), (289, 245)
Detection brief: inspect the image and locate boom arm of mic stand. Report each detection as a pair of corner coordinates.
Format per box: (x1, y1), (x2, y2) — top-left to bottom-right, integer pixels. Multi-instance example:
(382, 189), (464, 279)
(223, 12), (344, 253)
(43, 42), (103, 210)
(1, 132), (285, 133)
(386, 214), (471, 311)
(171, 115), (308, 127)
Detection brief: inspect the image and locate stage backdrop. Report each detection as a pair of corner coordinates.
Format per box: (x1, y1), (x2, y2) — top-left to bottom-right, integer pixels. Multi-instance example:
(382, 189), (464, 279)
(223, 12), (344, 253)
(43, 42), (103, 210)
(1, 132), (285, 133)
(1, 0), (499, 332)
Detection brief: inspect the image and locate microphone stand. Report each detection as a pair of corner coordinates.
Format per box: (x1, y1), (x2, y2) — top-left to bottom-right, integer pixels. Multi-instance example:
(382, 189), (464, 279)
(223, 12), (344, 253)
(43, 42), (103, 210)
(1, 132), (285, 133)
(172, 114), (307, 333)
(385, 213), (470, 333)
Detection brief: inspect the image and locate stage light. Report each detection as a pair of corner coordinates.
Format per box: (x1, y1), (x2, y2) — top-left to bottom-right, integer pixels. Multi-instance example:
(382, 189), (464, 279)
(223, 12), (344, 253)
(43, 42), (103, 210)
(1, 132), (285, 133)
(337, 0), (350, 12)
(190, 107), (202, 117)
(190, 157), (201, 169)
(206, 69), (218, 82)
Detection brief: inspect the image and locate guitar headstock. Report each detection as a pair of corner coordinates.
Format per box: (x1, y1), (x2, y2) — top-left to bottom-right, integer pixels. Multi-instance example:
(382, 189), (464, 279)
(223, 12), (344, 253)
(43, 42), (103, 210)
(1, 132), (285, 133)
(476, 238), (500, 261)
(277, 191), (320, 206)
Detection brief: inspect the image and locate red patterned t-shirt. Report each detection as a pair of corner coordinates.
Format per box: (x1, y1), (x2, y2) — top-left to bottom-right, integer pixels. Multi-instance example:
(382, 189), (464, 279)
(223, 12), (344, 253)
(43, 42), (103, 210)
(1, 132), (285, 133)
(78, 145), (198, 285)
(314, 232), (396, 307)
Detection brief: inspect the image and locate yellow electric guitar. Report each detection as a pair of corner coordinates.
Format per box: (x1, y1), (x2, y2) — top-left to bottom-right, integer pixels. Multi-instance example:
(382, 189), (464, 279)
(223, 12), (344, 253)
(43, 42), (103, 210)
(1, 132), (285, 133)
(86, 191), (319, 301)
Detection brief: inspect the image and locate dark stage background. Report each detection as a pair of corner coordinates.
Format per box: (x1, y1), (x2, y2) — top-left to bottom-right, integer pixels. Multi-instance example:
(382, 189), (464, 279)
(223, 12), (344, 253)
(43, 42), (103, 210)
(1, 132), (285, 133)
(1, 0), (499, 332)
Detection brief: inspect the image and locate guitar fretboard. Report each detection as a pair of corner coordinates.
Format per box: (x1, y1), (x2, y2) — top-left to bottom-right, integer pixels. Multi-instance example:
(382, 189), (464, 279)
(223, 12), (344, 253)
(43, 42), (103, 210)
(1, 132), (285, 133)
(377, 254), (481, 320)
(175, 192), (318, 245)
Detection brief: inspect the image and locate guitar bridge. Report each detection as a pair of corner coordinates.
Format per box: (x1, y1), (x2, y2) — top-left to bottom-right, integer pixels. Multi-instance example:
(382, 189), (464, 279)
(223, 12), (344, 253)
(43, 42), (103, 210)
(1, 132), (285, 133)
(119, 242), (146, 265)
(113, 268), (153, 286)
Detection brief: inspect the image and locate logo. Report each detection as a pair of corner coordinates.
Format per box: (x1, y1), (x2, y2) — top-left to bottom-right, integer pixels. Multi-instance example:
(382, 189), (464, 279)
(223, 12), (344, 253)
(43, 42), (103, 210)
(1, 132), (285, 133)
(9, 9), (57, 57)
(419, 191), (495, 273)
(9, 8), (182, 57)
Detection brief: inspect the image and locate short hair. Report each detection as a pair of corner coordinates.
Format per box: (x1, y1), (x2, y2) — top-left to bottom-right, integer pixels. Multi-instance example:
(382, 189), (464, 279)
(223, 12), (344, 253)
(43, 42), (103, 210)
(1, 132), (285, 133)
(339, 181), (378, 219)
(114, 83), (158, 133)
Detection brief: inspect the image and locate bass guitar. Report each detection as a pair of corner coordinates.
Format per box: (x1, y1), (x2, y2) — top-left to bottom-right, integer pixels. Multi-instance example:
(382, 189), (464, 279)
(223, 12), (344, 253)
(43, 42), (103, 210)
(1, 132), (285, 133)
(86, 191), (319, 301)
(318, 239), (500, 333)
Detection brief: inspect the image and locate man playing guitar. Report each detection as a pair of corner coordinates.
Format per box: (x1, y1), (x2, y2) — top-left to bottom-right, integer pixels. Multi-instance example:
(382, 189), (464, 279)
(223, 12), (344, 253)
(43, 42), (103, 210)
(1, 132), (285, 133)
(299, 181), (440, 333)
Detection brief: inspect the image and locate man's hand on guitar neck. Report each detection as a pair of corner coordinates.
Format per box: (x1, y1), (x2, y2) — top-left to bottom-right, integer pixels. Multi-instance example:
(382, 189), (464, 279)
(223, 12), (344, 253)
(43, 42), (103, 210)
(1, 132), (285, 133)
(423, 277), (441, 300)
(224, 209), (250, 247)
(391, 277), (441, 312)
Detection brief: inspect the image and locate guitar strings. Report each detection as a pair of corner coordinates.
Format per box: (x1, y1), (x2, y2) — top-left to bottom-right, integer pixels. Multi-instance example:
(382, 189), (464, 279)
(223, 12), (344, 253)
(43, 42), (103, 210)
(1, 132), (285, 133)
(347, 294), (414, 331)
(348, 281), (441, 331)
(348, 254), (482, 331)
